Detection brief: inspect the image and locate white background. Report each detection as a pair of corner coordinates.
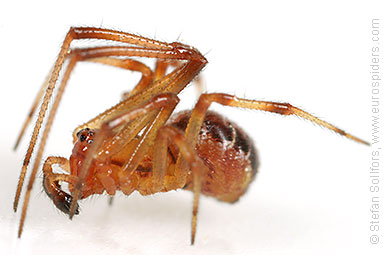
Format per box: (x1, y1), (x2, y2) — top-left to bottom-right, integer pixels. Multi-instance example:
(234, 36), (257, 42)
(0, 1), (381, 254)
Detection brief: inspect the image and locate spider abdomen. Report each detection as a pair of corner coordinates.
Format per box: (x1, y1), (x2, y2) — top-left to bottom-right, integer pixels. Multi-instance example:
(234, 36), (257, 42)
(170, 111), (258, 203)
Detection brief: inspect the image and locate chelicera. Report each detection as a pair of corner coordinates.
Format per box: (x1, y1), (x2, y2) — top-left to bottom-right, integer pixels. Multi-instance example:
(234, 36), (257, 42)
(13, 27), (368, 244)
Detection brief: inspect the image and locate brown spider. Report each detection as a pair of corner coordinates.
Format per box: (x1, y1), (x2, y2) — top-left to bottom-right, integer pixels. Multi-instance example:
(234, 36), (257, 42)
(13, 27), (369, 244)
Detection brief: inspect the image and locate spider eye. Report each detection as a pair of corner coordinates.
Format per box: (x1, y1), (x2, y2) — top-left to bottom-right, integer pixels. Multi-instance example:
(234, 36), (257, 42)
(80, 134), (87, 142)
(76, 128), (96, 143)
(76, 128), (91, 141)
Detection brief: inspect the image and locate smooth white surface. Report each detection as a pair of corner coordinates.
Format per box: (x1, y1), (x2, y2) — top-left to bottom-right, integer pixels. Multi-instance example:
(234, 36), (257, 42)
(0, 1), (381, 254)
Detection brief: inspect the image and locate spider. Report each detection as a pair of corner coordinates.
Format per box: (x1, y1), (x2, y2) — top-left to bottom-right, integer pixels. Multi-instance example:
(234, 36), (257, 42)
(13, 27), (369, 244)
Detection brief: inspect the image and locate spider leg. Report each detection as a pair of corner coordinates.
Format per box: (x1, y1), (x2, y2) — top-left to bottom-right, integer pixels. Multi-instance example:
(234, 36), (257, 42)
(189, 93), (369, 148)
(14, 30), (76, 214)
(153, 126), (208, 245)
(15, 56), (78, 236)
(13, 65), (54, 150)
(174, 93), (369, 187)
